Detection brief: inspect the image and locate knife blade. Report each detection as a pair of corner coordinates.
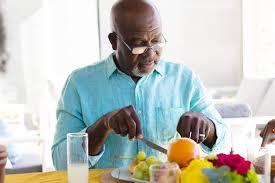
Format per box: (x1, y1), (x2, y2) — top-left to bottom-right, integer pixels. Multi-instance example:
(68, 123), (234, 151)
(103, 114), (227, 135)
(141, 138), (167, 154)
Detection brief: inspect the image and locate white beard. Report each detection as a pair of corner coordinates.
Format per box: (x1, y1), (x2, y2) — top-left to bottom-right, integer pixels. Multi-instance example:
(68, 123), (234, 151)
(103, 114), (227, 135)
(132, 66), (148, 77)
(131, 61), (158, 77)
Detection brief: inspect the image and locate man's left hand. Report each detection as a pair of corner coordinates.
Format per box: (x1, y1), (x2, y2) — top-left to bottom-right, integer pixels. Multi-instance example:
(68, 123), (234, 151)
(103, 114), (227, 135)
(177, 111), (216, 146)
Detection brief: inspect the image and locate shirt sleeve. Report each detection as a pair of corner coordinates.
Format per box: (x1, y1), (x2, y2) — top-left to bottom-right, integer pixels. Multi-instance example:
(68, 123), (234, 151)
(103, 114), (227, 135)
(51, 74), (105, 170)
(189, 72), (231, 154)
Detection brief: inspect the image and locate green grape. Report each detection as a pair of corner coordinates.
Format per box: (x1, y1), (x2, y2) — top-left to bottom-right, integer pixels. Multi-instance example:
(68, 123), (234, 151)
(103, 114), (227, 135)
(146, 155), (158, 166)
(136, 161), (148, 172)
(137, 151), (146, 161)
(133, 170), (144, 180)
(143, 171), (150, 181)
(143, 167), (149, 175)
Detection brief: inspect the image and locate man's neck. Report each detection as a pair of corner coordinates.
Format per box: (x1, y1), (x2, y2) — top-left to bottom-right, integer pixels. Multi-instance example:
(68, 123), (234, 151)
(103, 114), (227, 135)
(112, 55), (141, 83)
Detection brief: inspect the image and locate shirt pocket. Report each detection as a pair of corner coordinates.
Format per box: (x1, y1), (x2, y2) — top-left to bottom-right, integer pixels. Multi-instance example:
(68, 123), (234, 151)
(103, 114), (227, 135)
(155, 107), (185, 146)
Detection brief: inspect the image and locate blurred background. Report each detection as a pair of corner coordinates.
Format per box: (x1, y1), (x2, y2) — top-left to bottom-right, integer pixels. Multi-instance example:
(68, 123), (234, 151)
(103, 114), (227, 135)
(0, 0), (274, 173)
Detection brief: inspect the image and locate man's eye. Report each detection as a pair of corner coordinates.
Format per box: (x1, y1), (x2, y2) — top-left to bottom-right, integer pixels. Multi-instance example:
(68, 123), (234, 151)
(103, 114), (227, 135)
(152, 41), (160, 44)
(152, 39), (161, 44)
(132, 41), (145, 46)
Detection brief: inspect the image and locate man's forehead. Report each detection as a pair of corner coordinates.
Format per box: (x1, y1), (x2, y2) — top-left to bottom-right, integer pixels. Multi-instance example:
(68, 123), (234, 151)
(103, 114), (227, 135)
(116, 13), (161, 34)
(120, 26), (162, 38)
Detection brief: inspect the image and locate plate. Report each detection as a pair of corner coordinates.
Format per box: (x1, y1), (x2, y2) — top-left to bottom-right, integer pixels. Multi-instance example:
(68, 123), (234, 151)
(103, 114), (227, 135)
(111, 167), (149, 183)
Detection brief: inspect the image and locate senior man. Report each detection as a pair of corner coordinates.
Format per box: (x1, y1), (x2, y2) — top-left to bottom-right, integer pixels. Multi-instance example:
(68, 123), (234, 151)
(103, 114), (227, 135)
(52, 0), (230, 170)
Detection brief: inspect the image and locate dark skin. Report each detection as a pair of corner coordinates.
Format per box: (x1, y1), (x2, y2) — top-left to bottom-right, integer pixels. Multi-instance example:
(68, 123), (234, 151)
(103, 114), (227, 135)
(86, 0), (217, 156)
(0, 145), (7, 183)
(260, 119), (275, 147)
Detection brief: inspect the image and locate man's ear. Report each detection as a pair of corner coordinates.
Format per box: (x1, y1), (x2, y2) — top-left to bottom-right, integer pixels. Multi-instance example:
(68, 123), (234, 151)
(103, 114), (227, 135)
(108, 32), (117, 50)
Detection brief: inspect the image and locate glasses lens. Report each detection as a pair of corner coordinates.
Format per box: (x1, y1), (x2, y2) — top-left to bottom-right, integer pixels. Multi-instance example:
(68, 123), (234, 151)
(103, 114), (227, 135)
(132, 47), (147, 55)
(131, 41), (166, 55)
(152, 42), (165, 51)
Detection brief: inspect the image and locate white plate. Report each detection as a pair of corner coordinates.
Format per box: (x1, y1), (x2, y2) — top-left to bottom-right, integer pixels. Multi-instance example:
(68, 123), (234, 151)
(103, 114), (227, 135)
(111, 167), (149, 183)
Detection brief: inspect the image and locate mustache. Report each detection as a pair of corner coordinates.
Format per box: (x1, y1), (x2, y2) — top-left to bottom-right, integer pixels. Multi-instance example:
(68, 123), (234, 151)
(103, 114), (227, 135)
(139, 60), (159, 64)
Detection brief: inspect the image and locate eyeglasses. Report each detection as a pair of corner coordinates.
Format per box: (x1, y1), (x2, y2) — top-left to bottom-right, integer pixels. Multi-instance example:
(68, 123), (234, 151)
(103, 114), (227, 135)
(114, 33), (167, 55)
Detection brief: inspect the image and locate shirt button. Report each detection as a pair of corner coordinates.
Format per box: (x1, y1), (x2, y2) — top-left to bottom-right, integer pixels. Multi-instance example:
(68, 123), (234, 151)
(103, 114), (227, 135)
(138, 110), (142, 115)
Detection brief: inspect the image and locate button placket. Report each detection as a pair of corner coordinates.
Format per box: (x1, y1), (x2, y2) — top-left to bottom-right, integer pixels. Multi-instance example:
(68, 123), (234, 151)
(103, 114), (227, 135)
(135, 83), (145, 151)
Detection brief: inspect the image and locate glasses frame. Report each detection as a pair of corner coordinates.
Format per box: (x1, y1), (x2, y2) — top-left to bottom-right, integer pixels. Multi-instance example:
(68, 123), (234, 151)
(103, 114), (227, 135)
(114, 32), (167, 55)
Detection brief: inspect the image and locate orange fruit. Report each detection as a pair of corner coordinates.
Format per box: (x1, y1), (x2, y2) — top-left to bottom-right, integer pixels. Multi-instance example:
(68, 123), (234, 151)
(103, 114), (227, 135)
(167, 138), (200, 168)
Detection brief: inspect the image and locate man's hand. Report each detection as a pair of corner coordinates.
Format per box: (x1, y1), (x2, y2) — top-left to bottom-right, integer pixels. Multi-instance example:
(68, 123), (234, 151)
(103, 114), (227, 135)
(260, 119), (275, 147)
(105, 105), (143, 140)
(86, 105), (143, 155)
(0, 145), (7, 171)
(177, 111), (217, 147)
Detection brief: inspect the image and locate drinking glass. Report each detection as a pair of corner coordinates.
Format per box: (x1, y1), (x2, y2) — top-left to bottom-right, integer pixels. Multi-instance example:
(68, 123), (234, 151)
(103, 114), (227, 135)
(67, 133), (88, 183)
(247, 146), (272, 183)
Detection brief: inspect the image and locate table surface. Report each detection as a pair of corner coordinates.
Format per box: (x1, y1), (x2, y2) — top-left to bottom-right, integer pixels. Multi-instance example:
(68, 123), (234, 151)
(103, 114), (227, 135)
(5, 169), (112, 183)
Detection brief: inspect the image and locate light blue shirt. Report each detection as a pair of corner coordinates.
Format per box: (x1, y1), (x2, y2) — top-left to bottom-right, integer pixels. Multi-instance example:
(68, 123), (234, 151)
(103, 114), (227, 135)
(52, 53), (230, 170)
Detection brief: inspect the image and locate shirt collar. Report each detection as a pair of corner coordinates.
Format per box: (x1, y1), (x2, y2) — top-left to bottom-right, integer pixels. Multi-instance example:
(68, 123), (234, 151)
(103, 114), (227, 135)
(105, 53), (117, 79)
(105, 53), (165, 79)
(154, 61), (164, 76)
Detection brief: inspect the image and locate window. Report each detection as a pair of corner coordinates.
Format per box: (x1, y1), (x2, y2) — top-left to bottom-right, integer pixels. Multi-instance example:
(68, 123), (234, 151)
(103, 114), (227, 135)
(243, 0), (275, 77)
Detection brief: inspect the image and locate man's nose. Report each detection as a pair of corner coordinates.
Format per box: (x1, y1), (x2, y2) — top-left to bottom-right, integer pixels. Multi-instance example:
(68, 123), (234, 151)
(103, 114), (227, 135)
(142, 47), (155, 58)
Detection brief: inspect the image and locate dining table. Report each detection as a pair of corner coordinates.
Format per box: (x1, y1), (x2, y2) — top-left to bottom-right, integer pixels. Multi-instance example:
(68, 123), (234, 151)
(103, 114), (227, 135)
(5, 169), (127, 183)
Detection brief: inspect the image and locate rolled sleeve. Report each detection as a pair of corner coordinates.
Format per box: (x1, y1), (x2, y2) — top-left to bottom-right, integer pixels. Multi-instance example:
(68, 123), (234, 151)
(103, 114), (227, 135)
(79, 128), (106, 167)
(200, 107), (231, 154)
(52, 74), (104, 170)
(190, 72), (231, 154)
(88, 145), (105, 167)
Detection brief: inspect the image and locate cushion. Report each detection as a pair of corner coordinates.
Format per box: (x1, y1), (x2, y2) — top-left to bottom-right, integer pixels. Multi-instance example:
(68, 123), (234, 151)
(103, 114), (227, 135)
(215, 103), (252, 118)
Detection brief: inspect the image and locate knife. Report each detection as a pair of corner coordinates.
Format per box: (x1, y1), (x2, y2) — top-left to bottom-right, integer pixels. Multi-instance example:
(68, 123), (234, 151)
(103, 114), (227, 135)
(141, 138), (167, 154)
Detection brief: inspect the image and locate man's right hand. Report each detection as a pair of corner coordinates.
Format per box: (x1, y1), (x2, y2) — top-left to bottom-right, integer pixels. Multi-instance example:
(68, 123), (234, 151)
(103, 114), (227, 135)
(86, 105), (143, 155)
(106, 105), (143, 140)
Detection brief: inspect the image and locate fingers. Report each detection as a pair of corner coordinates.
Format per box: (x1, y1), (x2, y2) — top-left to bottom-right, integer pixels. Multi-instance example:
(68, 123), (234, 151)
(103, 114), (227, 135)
(0, 151), (7, 160)
(127, 106), (143, 139)
(190, 119), (200, 143)
(0, 147), (7, 168)
(110, 105), (143, 140)
(118, 117), (128, 136)
(177, 112), (212, 144)
(198, 122), (206, 144)
(0, 158), (7, 166)
(177, 115), (191, 138)
(122, 110), (137, 139)
(110, 114), (122, 134)
(0, 145), (6, 153)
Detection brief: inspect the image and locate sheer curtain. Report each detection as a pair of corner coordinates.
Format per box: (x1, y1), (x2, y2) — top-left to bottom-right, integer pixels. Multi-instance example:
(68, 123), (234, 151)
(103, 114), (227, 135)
(242, 0), (275, 77)
(19, 0), (100, 170)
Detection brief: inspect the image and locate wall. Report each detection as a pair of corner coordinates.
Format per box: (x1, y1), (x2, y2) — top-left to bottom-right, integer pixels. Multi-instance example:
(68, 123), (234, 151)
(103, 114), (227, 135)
(99, 0), (243, 87)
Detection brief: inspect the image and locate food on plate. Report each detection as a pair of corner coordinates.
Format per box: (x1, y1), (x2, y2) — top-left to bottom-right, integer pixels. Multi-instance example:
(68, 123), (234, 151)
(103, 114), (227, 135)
(129, 151), (162, 181)
(167, 138), (200, 168)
